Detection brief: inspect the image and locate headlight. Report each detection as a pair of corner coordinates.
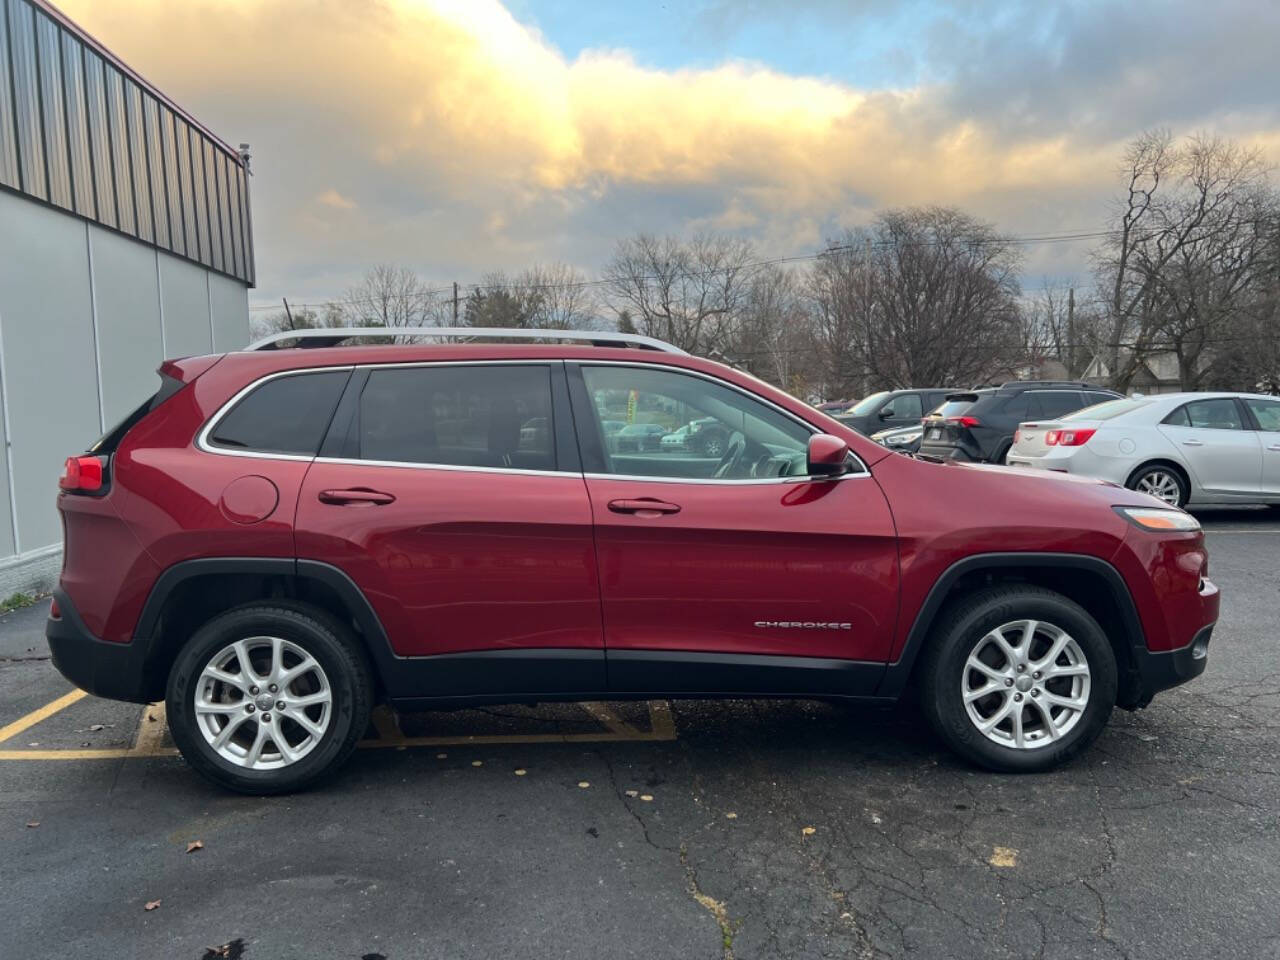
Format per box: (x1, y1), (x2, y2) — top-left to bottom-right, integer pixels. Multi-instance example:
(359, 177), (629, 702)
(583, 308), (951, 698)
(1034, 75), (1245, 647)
(1113, 506), (1201, 532)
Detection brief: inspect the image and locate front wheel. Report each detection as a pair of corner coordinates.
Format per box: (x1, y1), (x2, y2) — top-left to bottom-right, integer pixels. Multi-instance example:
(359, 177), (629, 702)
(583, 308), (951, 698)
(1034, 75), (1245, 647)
(919, 585), (1116, 772)
(166, 603), (373, 794)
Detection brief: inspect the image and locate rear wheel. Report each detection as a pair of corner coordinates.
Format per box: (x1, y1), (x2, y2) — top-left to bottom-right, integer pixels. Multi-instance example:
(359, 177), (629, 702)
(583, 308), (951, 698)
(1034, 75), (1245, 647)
(920, 585), (1116, 772)
(166, 603), (372, 794)
(1128, 463), (1188, 507)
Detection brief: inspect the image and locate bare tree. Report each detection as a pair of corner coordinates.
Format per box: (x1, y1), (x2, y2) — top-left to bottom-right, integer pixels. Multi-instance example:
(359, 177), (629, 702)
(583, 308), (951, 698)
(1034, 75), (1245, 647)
(603, 233), (758, 354)
(519, 263), (599, 330)
(338, 264), (448, 330)
(1092, 131), (1274, 390)
(810, 207), (1024, 394)
(730, 264), (815, 394)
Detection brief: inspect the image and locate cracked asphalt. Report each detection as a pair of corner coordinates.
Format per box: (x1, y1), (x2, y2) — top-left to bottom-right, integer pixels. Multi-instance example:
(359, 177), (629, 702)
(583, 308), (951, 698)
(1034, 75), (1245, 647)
(2, 506), (1278, 959)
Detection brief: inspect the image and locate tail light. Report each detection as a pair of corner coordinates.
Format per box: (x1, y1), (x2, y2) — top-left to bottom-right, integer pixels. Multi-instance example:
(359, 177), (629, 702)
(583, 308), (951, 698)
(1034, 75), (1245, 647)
(59, 455), (106, 494)
(945, 416), (981, 428)
(1045, 428), (1095, 446)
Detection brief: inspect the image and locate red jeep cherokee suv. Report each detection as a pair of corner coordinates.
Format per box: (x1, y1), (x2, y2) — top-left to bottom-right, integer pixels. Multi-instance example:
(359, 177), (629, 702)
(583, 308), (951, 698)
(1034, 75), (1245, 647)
(47, 329), (1219, 793)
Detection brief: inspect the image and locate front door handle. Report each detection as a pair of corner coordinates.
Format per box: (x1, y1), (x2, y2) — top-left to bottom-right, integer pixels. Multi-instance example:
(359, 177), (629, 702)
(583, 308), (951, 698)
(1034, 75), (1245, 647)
(1269, 444), (1280, 452)
(318, 488), (396, 506)
(607, 498), (681, 517)
(1182, 439), (1204, 447)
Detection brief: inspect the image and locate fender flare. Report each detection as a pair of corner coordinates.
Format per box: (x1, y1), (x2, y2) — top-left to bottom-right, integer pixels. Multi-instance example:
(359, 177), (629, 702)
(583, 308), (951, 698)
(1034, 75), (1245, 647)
(876, 552), (1146, 698)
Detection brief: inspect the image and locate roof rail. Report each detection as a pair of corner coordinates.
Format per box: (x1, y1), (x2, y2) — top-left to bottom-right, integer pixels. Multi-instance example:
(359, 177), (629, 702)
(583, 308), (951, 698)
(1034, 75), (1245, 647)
(998, 379), (1094, 390)
(245, 327), (687, 355)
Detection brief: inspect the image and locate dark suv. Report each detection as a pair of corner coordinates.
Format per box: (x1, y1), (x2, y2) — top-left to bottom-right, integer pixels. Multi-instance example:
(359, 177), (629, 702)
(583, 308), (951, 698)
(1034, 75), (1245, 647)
(48, 330), (1216, 793)
(918, 381), (1121, 463)
(835, 388), (954, 436)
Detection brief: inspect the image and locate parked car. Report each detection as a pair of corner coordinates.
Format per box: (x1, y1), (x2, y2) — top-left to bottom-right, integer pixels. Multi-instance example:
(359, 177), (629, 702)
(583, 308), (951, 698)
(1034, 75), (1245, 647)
(48, 327), (1217, 793)
(600, 420), (627, 440)
(614, 422), (669, 451)
(660, 417), (722, 454)
(918, 382), (1122, 464)
(1006, 392), (1280, 508)
(836, 388), (954, 436)
(870, 423), (924, 453)
(815, 400), (853, 415)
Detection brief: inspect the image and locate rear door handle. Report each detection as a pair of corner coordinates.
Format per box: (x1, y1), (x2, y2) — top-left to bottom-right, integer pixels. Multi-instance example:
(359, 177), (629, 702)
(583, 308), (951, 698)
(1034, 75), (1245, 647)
(607, 498), (681, 517)
(318, 488), (396, 506)
(1182, 439), (1204, 447)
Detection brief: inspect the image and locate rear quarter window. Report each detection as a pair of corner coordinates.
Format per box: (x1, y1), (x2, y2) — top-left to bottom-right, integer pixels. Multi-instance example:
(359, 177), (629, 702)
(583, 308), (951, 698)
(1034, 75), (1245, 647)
(207, 370), (351, 456)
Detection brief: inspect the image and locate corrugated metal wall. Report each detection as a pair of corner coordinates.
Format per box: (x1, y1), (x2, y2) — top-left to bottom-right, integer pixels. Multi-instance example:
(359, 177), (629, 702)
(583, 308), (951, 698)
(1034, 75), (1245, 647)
(0, 0), (254, 286)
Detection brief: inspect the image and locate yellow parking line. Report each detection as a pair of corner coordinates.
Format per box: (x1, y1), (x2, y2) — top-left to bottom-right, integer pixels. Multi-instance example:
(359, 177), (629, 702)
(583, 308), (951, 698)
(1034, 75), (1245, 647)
(0, 747), (138, 760)
(0, 688), (87, 745)
(130, 703), (171, 757)
(578, 701), (641, 736)
(0, 696), (676, 760)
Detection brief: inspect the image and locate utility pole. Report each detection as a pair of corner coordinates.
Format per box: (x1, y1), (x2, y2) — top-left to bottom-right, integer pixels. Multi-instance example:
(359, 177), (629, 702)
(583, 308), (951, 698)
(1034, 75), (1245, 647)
(282, 297), (295, 328)
(452, 281), (459, 325)
(1066, 287), (1076, 378)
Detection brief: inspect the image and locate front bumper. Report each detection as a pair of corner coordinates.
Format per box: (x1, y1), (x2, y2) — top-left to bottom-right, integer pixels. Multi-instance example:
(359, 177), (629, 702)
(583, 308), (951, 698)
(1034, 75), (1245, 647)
(1123, 622), (1213, 707)
(47, 588), (154, 703)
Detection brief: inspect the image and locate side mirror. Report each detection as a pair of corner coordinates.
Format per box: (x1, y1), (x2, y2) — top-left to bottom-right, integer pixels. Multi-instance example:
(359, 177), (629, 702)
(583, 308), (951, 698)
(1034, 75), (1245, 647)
(878, 408), (894, 419)
(807, 434), (850, 477)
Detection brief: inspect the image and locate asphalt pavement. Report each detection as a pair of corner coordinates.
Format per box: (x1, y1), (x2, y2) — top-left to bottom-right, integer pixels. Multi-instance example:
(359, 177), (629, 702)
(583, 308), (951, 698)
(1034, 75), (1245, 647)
(1, 506), (1277, 959)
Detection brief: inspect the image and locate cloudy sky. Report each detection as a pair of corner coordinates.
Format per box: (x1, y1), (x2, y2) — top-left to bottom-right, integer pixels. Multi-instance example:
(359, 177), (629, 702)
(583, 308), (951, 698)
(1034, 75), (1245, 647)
(57, 0), (1280, 315)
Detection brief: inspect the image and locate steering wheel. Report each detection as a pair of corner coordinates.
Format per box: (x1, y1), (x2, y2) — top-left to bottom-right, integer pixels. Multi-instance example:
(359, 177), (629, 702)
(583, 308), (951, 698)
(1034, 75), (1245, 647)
(712, 432), (747, 479)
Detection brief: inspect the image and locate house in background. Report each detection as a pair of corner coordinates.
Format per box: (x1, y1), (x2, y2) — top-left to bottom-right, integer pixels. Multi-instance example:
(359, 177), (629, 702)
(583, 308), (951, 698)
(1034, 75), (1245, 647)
(1081, 351), (1187, 395)
(0, 0), (254, 594)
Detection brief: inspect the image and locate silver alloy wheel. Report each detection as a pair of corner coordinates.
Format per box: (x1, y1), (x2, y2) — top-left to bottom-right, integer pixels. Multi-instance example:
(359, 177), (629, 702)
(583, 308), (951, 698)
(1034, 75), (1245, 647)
(1135, 470), (1183, 505)
(194, 636), (332, 769)
(961, 619), (1091, 750)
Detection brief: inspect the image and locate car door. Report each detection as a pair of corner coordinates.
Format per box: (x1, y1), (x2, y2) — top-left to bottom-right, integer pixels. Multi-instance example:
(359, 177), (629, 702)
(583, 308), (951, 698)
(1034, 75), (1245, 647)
(294, 361), (605, 698)
(1242, 397), (1280, 496)
(567, 361), (899, 697)
(1157, 397), (1262, 496)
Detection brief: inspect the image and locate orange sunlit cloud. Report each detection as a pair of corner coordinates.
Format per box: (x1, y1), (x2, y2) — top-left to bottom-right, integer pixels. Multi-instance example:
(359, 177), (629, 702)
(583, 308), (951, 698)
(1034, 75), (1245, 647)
(54, 0), (1280, 302)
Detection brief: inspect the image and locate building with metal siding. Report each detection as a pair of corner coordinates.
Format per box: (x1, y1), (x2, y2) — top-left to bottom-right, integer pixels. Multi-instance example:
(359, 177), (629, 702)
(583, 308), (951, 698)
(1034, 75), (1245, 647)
(0, 0), (255, 595)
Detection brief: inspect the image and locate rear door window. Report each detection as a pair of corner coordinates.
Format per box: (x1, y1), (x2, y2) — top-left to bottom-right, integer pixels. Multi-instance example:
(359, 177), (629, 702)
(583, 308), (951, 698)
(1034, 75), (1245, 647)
(357, 364), (556, 471)
(1027, 390), (1086, 420)
(1168, 398), (1245, 430)
(208, 370), (350, 456)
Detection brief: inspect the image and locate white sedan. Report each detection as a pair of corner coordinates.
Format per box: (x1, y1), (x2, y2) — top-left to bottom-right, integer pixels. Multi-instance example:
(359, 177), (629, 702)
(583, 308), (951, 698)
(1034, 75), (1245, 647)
(1006, 392), (1280, 508)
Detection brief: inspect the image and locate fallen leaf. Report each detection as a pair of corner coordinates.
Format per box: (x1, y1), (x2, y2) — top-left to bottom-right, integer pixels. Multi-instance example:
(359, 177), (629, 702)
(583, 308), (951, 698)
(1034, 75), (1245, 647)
(144, 899), (161, 911)
(624, 789), (639, 798)
(724, 812), (737, 820)
(435, 753), (447, 759)
(577, 781), (591, 789)
(186, 840), (204, 854)
(869, 812), (883, 825)
(88, 724), (105, 732)
(988, 846), (1018, 868)
(801, 826), (816, 837)
(147, 712), (158, 722)
(639, 794), (653, 802)
(471, 760), (483, 767)
(202, 939), (246, 960)
(514, 768), (527, 776)
(26, 821), (39, 828)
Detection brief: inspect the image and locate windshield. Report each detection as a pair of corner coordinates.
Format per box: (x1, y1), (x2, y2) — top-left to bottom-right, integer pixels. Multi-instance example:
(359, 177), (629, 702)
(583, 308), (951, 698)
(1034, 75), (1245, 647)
(848, 391), (891, 415)
(1062, 398), (1151, 422)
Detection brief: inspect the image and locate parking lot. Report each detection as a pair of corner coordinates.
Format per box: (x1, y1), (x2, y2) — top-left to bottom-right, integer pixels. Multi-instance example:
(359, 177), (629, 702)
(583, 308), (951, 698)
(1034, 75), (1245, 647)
(1, 507), (1277, 960)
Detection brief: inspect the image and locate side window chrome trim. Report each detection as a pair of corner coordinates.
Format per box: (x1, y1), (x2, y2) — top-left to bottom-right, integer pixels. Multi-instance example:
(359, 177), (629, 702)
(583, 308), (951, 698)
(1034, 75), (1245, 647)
(313, 456), (581, 479)
(195, 365), (355, 460)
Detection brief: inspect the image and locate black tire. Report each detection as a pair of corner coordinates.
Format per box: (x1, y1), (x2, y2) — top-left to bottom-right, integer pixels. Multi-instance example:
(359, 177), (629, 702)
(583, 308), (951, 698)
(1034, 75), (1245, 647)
(1126, 462), (1189, 507)
(919, 585), (1117, 773)
(166, 602), (373, 795)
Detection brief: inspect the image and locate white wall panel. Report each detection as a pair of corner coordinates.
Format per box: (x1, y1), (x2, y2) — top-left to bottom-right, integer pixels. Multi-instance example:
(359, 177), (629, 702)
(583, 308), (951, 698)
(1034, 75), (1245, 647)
(0, 191), (99, 551)
(158, 254), (213, 358)
(90, 226), (164, 426)
(209, 272), (249, 352)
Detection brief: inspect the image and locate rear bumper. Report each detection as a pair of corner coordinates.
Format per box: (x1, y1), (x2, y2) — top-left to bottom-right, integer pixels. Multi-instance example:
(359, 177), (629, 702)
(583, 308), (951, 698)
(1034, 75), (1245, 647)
(46, 588), (153, 703)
